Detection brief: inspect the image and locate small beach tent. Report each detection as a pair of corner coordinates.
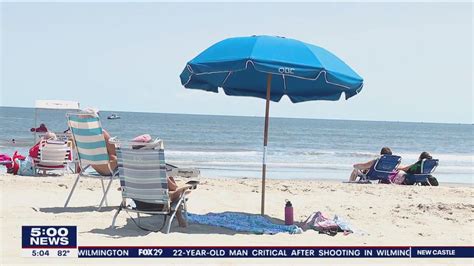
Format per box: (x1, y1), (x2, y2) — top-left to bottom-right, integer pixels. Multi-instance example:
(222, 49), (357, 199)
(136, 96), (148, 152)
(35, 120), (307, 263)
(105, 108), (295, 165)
(34, 100), (80, 141)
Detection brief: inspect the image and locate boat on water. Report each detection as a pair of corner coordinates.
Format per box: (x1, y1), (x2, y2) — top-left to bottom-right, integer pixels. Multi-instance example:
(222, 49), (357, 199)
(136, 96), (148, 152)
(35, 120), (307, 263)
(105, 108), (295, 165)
(107, 114), (121, 120)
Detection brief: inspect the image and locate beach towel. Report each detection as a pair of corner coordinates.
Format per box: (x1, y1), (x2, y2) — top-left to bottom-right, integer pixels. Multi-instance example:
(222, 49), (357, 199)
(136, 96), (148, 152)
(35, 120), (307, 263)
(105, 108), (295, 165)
(0, 154), (12, 168)
(186, 212), (302, 234)
(8, 151), (26, 174)
(132, 134), (152, 142)
(333, 215), (354, 235)
(389, 170), (406, 185)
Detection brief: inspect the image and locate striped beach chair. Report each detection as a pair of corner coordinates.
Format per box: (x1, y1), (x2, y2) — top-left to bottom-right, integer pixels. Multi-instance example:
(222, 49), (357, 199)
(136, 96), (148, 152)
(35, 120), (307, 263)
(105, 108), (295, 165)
(34, 139), (71, 175)
(111, 140), (189, 233)
(64, 112), (118, 208)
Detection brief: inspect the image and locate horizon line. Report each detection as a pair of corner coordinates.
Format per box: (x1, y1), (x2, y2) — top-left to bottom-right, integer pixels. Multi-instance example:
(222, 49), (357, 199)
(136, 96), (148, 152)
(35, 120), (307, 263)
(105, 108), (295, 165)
(0, 105), (472, 125)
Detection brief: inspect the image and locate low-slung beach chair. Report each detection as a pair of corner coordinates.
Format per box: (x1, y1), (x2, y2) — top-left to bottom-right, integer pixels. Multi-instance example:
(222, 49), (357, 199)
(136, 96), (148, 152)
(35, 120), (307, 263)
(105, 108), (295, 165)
(405, 159), (439, 185)
(34, 139), (71, 175)
(111, 140), (189, 234)
(357, 155), (402, 183)
(64, 112), (118, 208)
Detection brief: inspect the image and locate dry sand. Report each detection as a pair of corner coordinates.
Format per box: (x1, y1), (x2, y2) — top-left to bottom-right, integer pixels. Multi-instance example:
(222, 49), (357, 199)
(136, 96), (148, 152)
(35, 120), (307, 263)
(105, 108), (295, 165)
(0, 173), (473, 265)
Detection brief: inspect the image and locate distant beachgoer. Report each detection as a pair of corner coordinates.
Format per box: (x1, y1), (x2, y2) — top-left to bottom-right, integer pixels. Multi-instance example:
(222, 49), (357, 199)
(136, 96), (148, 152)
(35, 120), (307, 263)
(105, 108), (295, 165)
(397, 151), (432, 174)
(29, 131), (58, 158)
(348, 147), (393, 182)
(29, 131), (71, 171)
(11, 139), (15, 144)
(30, 123), (48, 133)
(396, 151), (438, 185)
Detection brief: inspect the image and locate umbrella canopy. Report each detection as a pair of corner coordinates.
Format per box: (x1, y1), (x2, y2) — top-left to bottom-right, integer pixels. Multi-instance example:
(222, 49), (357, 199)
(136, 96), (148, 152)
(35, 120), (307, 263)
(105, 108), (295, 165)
(180, 35), (364, 215)
(180, 35), (363, 102)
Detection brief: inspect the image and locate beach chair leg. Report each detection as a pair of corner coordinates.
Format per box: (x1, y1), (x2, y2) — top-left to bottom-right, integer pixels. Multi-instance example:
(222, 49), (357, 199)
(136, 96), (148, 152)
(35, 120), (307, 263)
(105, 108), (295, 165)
(98, 176), (114, 210)
(100, 177), (108, 206)
(183, 198), (188, 217)
(111, 206), (122, 228)
(165, 212), (177, 234)
(64, 174), (81, 207)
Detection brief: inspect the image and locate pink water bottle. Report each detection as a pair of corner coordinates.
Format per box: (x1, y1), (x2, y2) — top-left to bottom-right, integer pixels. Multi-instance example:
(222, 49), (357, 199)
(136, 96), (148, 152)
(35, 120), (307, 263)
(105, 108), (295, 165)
(285, 200), (294, 225)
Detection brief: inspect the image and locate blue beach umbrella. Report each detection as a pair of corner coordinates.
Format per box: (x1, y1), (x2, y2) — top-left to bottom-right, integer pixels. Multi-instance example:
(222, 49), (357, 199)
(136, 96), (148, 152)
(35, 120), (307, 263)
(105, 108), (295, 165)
(180, 35), (363, 215)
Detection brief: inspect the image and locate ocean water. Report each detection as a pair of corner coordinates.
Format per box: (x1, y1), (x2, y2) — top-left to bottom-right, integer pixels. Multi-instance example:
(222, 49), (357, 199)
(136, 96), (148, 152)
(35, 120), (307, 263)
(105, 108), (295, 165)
(0, 107), (472, 183)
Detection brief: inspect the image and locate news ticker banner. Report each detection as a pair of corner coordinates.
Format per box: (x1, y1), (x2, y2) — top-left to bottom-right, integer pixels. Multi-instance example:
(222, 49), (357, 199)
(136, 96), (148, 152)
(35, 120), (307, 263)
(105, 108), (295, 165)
(22, 226), (474, 258)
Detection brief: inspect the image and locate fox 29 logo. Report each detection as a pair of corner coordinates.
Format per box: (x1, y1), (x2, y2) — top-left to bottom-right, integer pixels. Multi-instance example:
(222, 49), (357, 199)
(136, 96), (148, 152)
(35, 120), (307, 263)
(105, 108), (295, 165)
(22, 226), (77, 248)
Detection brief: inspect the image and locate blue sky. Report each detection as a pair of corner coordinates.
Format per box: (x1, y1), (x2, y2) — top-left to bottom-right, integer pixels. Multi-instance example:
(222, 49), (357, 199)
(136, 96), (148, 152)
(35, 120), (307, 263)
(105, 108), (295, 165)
(1, 2), (472, 123)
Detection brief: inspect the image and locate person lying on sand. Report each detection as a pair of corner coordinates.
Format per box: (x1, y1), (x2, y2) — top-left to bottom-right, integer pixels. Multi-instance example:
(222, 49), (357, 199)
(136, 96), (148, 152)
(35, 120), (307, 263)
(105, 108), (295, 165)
(348, 147), (393, 182)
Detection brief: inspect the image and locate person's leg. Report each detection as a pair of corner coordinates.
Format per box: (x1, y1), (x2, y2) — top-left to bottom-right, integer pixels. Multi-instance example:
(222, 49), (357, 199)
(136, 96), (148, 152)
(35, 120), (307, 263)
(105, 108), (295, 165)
(91, 164), (113, 176)
(169, 186), (192, 227)
(109, 155), (118, 172)
(176, 206), (188, 227)
(349, 168), (360, 181)
(169, 186), (191, 202)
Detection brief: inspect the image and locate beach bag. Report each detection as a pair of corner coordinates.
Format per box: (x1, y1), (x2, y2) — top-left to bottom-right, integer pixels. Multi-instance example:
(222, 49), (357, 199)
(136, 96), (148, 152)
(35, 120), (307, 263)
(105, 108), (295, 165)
(9, 151), (26, 174)
(303, 211), (339, 236)
(333, 215), (354, 235)
(133, 200), (165, 211)
(0, 153), (12, 169)
(16, 157), (35, 176)
(389, 171), (406, 185)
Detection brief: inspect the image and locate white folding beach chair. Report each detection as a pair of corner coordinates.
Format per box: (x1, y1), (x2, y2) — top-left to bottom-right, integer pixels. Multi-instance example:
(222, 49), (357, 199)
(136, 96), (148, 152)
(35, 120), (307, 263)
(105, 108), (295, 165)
(34, 139), (71, 175)
(111, 140), (190, 234)
(64, 112), (118, 209)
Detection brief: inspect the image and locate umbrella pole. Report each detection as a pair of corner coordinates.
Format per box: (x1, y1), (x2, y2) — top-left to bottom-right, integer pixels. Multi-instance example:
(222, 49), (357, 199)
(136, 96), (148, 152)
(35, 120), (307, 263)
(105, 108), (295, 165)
(261, 73), (272, 215)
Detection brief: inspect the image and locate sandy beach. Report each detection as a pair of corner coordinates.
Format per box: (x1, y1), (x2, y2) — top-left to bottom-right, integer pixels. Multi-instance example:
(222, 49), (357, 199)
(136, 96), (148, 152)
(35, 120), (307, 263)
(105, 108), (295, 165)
(1, 173), (472, 265)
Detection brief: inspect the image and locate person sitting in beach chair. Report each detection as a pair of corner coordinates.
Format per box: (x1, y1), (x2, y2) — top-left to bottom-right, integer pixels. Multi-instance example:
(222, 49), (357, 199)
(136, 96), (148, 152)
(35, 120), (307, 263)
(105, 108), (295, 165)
(29, 131), (72, 175)
(396, 152), (439, 186)
(64, 109), (119, 209)
(71, 108), (118, 176)
(348, 147), (395, 182)
(90, 128), (117, 176)
(111, 139), (197, 233)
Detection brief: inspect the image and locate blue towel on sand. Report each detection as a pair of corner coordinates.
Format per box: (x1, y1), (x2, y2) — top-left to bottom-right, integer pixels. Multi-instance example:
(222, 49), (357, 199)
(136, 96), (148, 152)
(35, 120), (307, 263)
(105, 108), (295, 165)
(186, 212), (302, 234)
